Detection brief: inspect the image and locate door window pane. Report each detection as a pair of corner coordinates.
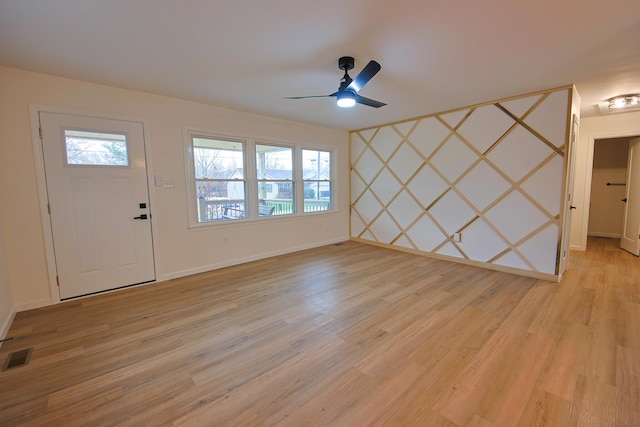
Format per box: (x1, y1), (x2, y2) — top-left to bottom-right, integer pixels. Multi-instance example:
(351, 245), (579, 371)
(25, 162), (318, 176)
(64, 130), (129, 166)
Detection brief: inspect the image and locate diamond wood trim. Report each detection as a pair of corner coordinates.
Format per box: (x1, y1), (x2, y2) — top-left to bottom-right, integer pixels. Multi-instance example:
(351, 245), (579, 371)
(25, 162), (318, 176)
(350, 87), (571, 276)
(495, 101), (563, 156)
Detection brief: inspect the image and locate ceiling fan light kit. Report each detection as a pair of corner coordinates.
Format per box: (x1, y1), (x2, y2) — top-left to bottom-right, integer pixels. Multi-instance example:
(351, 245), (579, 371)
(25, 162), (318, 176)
(337, 91), (356, 108)
(286, 56), (386, 109)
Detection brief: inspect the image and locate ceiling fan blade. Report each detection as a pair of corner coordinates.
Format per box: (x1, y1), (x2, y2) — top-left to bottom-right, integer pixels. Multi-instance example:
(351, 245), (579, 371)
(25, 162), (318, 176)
(355, 94), (386, 108)
(284, 94), (335, 100)
(347, 60), (381, 93)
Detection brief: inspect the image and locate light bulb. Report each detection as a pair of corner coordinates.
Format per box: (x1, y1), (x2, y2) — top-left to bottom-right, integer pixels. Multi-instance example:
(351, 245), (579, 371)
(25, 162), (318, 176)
(608, 94), (640, 109)
(337, 91), (356, 108)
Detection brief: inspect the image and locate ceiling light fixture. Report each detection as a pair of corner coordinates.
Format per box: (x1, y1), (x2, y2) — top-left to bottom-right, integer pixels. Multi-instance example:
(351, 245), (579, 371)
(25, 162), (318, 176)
(608, 94), (640, 110)
(336, 91), (356, 108)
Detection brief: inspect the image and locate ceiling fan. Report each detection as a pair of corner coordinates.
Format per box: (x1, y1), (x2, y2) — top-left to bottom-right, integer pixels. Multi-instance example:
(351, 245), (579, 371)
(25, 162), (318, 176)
(286, 56), (386, 108)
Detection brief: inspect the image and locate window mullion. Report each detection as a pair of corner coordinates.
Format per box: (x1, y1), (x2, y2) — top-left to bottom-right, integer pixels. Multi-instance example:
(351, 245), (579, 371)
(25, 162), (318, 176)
(245, 139), (257, 218)
(294, 146), (303, 215)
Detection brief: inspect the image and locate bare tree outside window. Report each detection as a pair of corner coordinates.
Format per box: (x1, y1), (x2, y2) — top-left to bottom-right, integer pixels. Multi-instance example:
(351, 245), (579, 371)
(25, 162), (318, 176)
(64, 130), (129, 166)
(191, 136), (246, 222)
(194, 147), (221, 178)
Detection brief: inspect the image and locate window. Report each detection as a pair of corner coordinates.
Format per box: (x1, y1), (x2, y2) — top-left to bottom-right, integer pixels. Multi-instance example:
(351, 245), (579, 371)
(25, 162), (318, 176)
(64, 130), (129, 166)
(303, 149), (332, 213)
(185, 129), (334, 227)
(256, 144), (293, 215)
(191, 136), (246, 222)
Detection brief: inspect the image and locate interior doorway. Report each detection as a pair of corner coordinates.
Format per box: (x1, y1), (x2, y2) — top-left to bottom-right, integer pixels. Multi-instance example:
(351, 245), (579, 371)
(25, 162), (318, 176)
(587, 135), (640, 254)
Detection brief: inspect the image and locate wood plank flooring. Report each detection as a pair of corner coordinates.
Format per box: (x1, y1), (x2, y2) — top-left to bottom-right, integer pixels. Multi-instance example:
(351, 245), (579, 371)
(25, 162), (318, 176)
(0, 237), (638, 426)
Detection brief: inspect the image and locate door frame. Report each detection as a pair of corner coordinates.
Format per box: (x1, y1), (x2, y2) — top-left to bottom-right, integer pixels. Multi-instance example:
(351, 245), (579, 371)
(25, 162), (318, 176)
(29, 105), (159, 304)
(578, 127), (640, 251)
(557, 114), (579, 279)
(620, 137), (640, 255)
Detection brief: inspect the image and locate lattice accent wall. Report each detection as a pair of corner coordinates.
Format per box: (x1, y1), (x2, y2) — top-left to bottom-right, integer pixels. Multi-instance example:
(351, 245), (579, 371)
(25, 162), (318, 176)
(350, 88), (571, 277)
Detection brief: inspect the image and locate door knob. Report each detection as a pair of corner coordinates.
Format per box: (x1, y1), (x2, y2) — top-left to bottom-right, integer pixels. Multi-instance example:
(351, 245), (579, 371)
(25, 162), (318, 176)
(569, 205), (576, 210)
(133, 214), (148, 220)
(622, 198), (628, 203)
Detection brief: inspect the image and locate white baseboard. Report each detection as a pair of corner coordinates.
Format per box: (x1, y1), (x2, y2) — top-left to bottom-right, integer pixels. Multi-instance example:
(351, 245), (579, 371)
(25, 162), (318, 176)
(15, 297), (52, 312)
(587, 232), (621, 239)
(0, 306), (16, 348)
(160, 237), (347, 282)
(2, 299), (52, 347)
(351, 237), (560, 282)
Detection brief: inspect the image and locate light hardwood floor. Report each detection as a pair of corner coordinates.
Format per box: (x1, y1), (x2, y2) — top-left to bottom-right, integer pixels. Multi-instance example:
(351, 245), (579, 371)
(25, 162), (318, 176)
(0, 237), (638, 426)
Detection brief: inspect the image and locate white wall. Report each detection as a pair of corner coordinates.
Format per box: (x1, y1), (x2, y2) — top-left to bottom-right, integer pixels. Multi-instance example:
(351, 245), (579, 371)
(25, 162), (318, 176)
(0, 66), (349, 309)
(570, 110), (640, 250)
(0, 208), (16, 342)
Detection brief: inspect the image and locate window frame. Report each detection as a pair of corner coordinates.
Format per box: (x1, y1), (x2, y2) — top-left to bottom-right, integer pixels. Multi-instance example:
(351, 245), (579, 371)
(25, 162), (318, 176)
(184, 127), (335, 229)
(184, 130), (248, 227)
(256, 142), (295, 216)
(302, 149), (333, 214)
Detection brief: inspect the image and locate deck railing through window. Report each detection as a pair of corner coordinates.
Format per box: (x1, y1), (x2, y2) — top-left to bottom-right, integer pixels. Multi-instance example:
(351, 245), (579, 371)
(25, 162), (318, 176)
(198, 198), (330, 221)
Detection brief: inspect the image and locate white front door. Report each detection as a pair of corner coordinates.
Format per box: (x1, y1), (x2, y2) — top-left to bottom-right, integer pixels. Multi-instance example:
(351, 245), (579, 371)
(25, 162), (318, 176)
(621, 137), (640, 256)
(40, 112), (155, 299)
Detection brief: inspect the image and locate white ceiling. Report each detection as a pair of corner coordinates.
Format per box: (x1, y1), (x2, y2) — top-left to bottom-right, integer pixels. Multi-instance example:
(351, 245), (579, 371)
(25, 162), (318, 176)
(1, 0), (639, 130)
